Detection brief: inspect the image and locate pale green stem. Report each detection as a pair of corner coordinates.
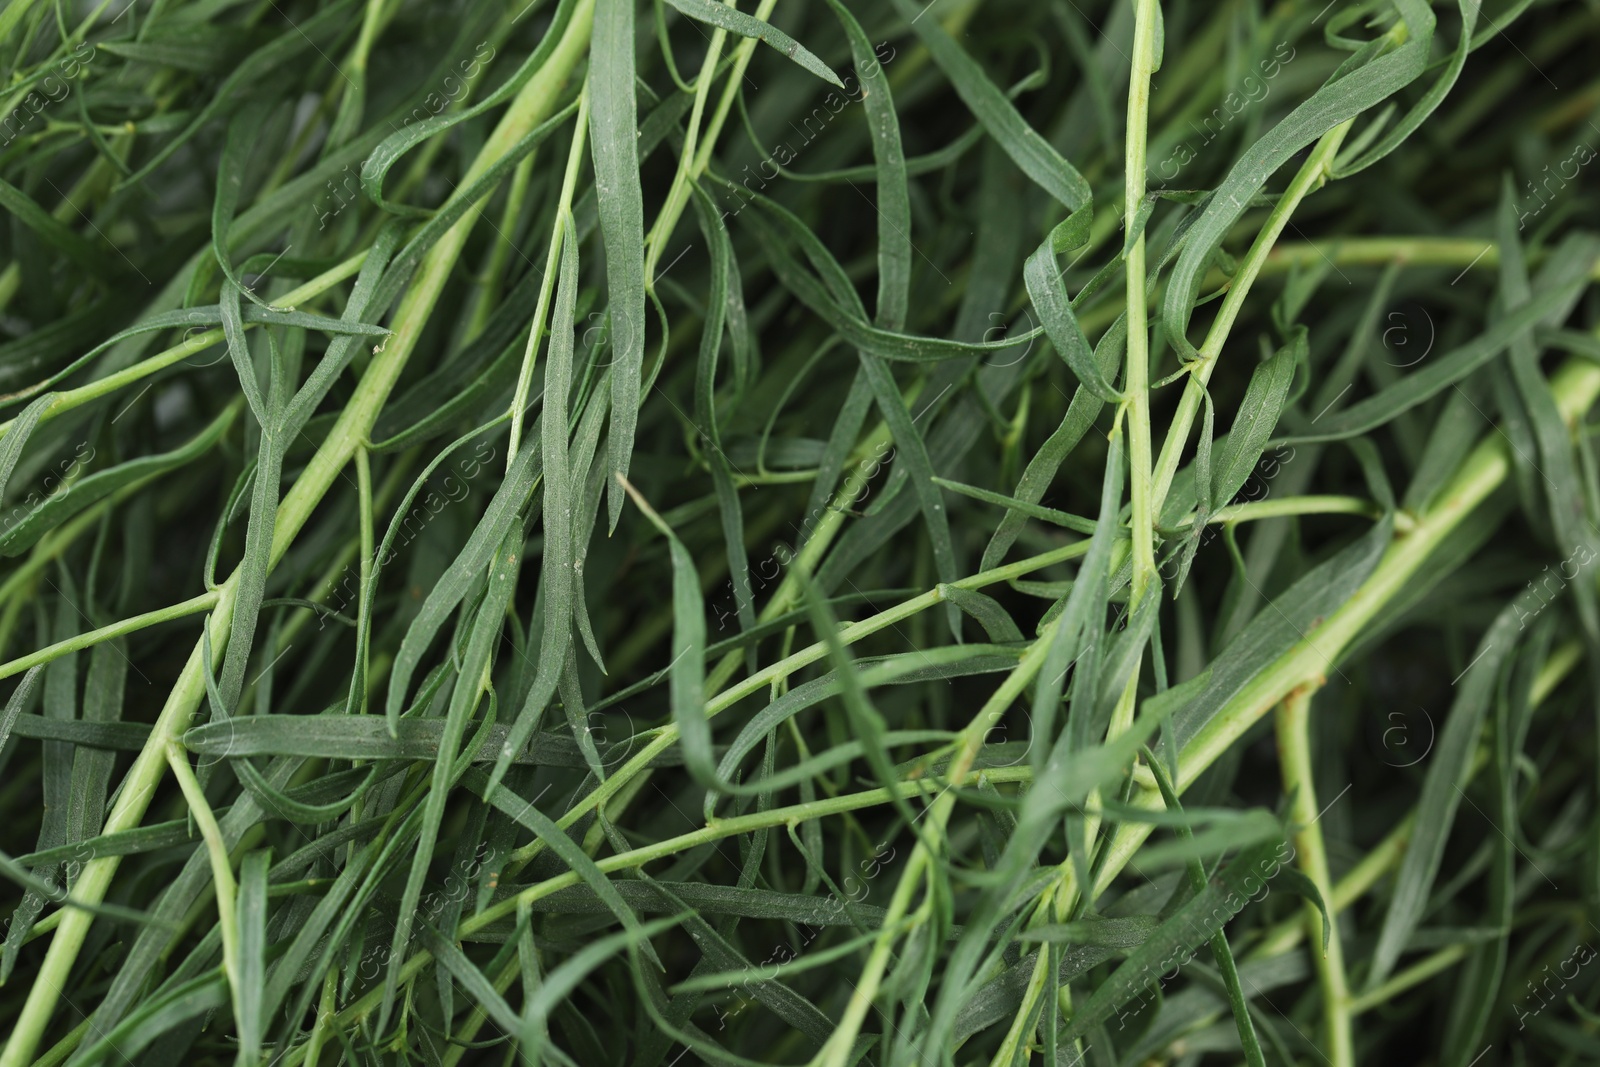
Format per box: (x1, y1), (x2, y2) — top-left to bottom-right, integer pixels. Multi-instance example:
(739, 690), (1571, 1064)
(1084, 352), (1600, 918)
(1124, 0), (1159, 605)
(690, 0), (779, 178)
(508, 82), (590, 463)
(304, 969), (340, 1067)
(643, 5), (730, 284)
(640, 0), (777, 290)
(1150, 120), (1354, 513)
(815, 832), (936, 1067)
(355, 446), (375, 716)
(1159, 636), (1588, 1061)
(1275, 686), (1353, 1067)
(163, 742), (242, 1038)
(348, 0), (387, 74)
(0, 591), (220, 680)
(820, 634), (1056, 1067)
(990, 9), (1157, 1055)
(1172, 494), (1387, 528)
(1260, 236), (1600, 281)
(1347, 946), (1471, 1015)
(1093, 125), (1352, 859)
(0, 250), (369, 441)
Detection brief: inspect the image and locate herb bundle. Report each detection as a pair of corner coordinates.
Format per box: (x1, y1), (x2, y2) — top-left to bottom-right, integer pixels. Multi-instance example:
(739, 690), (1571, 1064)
(2, 1), (1599, 1065)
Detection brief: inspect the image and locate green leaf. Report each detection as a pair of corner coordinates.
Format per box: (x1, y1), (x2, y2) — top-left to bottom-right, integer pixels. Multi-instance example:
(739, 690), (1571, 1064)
(594, 0), (650, 532)
(1367, 601), (1523, 989)
(1063, 832), (1290, 1043)
(1025, 209), (1118, 402)
(662, 0), (843, 88)
(889, 0), (1089, 209)
(1211, 329), (1301, 507)
(234, 850), (269, 1062)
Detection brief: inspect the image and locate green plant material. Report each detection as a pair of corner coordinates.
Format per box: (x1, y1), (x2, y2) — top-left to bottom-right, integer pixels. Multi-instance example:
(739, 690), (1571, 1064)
(2, 2), (1599, 1065)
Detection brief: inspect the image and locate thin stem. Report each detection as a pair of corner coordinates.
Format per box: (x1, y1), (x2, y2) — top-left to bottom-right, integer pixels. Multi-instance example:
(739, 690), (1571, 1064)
(643, 4), (730, 284)
(508, 82), (590, 464)
(1150, 119), (1353, 514)
(0, 250), (369, 442)
(355, 446), (375, 716)
(1086, 351), (1600, 915)
(0, 590), (219, 680)
(822, 633), (1054, 1067)
(1095, 0), (1161, 876)
(1157, 632), (1586, 1058)
(1123, 0), (1158, 605)
(1275, 685), (1353, 1067)
(304, 969), (339, 1067)
(1260, 236), (1600, 281)
(1170, 494), (1387, 529)
(163, 742), (242, 1035)
(644, 0), (779, 288)
(690, 0), (779, 178)
(1347, 946), (1471, 1015)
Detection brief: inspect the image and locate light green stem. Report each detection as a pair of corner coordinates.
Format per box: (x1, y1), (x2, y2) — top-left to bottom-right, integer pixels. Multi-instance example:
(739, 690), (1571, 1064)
(642, 0), (776, 287)
(1150, 120), (1353, 513)
(1089, 352), (1600, 912)
(1347, 946), (1471, 1015)
(1123, 0), (1159, 605)
(1276, 686), (1353, 1067)
(1158, 635), (1586, 1060)
(820, 633), (1056, 1067)
(1200, 494), (1387, 528)
(643, 4), (730, 284)
(0, 250), (368, 441)
(508, 82), (590, 462)
(0, 591), (219, 679)
(1260, 236), (1600, 281)
(355, 446), (375, 717)
(164, 742), (242, 1039)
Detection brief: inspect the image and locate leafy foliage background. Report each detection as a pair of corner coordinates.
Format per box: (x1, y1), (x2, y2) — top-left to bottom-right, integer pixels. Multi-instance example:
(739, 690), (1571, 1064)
(1, 0), (1599, 1065)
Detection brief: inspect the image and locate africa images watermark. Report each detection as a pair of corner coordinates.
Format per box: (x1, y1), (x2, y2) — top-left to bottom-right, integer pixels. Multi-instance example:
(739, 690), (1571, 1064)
(314, 42), (498, 229)
(710, 435), (897, 630)
(0, 441), (95, 539)
(712, 839), (897, 1030)
(1112, 839), (1297, 1030)
(316, 439), (498, 628)
(1515, 128), (1597, 231)
(1513, 541), (1596, 630)
(1513, 940), (1596, 1029)
(711, 40), (898, 222)
(1148, 42), (1295, 188)
(1, 43), (96, 149)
